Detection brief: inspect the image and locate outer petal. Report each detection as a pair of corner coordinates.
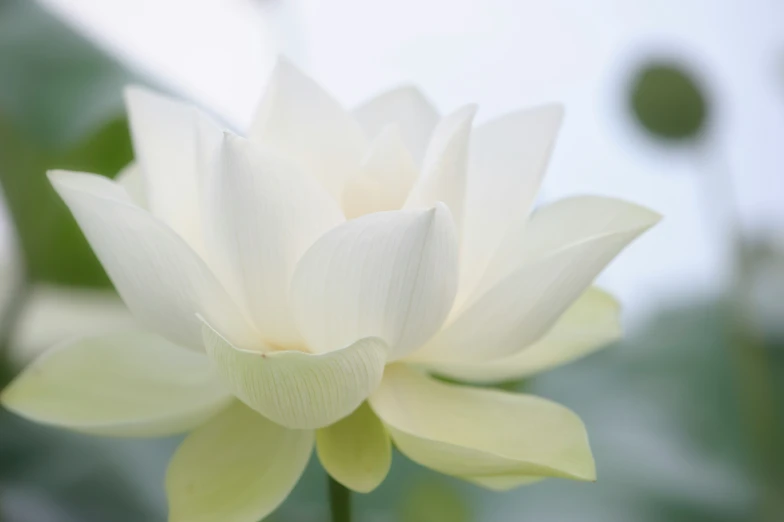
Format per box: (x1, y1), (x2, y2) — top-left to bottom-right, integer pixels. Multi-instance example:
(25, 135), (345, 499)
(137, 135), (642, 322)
(249, 58), (368, 200)
(202, 320), (388, 430)
(342, 125), (418, 219)
(353, 86), (440, 164)
(418, 288), (620, 384)
(124, 86), (223, 250)
(0, 332), (232, 437)
(475, 196), (662, 298)
(290, 205), (459, 359)
(205, 133), (345, 347)
(369, 365), (595, 482)
(405, 105), (477, 234)
(316, 402), (392, 493)
(411, 197), (659, 364)
(166, 402), (313, 522)
(49, 170), (258, 351)
(457, 105), (563, 305)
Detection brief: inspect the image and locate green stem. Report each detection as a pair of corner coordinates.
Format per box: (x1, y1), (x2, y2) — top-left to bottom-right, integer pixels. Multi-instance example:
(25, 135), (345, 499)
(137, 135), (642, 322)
(693, 137), (784, 521)
(328, 476), (351, 522)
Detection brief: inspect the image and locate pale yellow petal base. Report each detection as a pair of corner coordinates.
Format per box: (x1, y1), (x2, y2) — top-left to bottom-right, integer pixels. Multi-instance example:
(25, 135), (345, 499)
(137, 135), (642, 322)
(317, 402), (392, 493)
(167, 402), (313, 522)
(369, 365), (595, 484)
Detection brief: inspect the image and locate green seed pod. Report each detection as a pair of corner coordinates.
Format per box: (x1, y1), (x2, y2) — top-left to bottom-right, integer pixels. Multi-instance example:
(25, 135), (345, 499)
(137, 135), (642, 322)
(629, 62), (709, 142)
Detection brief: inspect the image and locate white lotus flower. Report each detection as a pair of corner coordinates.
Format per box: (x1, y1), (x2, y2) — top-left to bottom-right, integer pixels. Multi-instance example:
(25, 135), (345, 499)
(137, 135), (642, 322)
(1, 59), (659, 521)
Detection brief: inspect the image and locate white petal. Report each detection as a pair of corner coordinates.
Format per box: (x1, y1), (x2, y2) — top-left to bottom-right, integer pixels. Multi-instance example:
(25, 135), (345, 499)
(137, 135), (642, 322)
(316, 403), (391, 493)
(205, 133), (345, 347)
(418, 288), (621, 383)
(167, 402), (313, 522)
(476, 196), (662, 298)
(249, 58), (368, 200)
(49, 170), (258, 351)
(124, 86), (223, 250)
(115, 162), (147, 208)
(411, 197), (659, 364)
(353, 86), (440, 164)
(342, 125), (419, 219)
(405, 105), (477, 235)
(290, 205), (459, 359)
(202, 319), (388, 430)
(458, 105), (564, 305)
(369, 365), (595, 482)
(0, 332), (232, 437)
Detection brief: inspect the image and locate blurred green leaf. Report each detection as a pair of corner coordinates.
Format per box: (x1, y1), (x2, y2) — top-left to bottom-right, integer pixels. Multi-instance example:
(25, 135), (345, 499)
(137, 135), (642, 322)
(629, 62), (709, 142)
(400, 478), (474, 522)
(0, 116), (133, 287)
(0, 0), (131, 149)
(475, 300), (773, 522)
(0, 0), (136, 287)
(0, 410), (163, 522)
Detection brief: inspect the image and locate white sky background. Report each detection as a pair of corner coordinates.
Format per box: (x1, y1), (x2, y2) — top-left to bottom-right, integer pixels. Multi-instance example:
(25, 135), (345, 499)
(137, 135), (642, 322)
(30, 0), (784, 328)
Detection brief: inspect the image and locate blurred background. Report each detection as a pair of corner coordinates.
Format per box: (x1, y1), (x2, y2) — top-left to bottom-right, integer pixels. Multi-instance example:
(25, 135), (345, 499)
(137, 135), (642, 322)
(0, 0), (783, 520)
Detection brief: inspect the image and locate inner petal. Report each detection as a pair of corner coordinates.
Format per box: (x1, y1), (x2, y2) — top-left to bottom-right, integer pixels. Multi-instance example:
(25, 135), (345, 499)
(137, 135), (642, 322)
(342, 125), (419, 219)
(203, 133), (345, 349)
